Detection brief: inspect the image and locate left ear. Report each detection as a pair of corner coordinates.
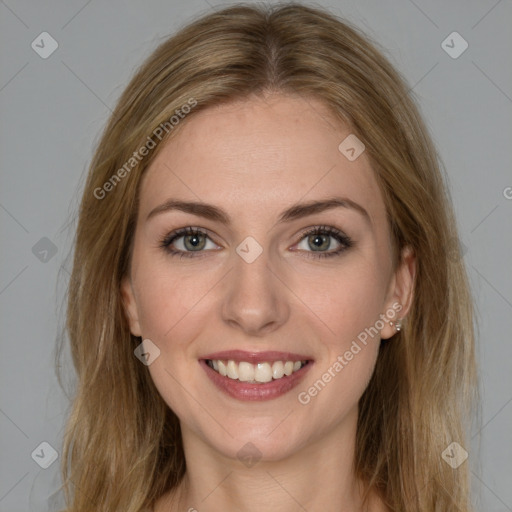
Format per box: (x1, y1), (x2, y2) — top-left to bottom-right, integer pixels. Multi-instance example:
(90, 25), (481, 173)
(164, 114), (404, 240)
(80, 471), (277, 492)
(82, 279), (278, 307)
(380, 245), (416, 340)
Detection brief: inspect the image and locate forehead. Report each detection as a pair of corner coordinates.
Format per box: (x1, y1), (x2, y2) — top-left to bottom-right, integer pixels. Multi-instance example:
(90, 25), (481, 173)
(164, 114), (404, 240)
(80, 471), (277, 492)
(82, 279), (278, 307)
(138, 94), (385, 227)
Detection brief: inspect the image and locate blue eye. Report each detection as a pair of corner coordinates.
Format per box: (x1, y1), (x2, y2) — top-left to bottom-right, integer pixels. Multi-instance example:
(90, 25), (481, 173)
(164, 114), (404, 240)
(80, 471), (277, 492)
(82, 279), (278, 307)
(160, 225), (353, 259)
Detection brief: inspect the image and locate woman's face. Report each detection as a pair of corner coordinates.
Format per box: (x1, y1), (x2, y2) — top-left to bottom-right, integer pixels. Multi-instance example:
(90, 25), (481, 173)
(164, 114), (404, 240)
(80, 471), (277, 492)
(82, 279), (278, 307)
(122, 93), (414, 462)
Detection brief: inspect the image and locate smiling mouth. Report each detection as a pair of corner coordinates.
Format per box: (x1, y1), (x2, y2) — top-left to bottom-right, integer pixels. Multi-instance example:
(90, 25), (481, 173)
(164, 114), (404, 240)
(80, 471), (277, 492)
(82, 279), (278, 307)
(205, 359), (310, 384)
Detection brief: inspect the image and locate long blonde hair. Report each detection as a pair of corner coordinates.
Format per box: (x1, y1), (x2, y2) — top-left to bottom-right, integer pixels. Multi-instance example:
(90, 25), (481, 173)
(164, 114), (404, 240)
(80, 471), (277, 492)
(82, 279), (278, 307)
(58, 3), (479, 511)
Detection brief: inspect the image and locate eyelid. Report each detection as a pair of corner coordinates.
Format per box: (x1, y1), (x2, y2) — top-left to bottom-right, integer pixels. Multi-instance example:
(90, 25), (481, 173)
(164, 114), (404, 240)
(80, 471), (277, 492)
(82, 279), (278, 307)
(160, 224), (353, 259)
(160, 226), (221, 250)
(291, 225), (352, 257)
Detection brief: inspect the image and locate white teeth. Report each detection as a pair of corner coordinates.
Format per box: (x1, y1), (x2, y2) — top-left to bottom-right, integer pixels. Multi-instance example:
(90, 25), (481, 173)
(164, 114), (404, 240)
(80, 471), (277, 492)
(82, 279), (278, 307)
(208, 359), (306, 383)
(272, 361), (284, 379)
(238, 361), (254, 382)
(254, 362), (273, 383)
(227, 360), (238, 380)
(218, 360), (227, 377)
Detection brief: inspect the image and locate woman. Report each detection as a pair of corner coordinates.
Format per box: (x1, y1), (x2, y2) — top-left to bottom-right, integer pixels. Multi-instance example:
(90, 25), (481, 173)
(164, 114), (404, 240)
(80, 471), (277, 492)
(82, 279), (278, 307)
(58, 3), (478, 511)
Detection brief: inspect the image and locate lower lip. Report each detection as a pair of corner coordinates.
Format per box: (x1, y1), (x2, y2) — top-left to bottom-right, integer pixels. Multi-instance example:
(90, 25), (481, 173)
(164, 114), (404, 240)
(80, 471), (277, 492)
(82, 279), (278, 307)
(200, 360), (313, 401)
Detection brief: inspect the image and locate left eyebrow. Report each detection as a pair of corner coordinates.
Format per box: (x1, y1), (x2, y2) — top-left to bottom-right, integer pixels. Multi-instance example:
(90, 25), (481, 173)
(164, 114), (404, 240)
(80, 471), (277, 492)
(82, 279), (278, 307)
(146, 196), (372, 227)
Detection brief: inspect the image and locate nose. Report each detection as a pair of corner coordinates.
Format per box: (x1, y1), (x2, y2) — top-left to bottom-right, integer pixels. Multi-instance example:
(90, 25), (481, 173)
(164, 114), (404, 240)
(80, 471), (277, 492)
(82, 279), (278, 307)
(221, 247), (290, 337)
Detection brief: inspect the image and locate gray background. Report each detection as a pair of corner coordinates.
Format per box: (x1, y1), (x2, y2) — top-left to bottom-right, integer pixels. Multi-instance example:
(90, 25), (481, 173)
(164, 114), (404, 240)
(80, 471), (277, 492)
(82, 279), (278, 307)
(1, 0), (511, 510)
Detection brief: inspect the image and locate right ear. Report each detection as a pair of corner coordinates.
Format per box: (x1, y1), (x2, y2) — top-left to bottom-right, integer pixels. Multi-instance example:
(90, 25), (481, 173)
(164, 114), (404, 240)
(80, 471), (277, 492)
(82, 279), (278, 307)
(121, 275), (142, 337)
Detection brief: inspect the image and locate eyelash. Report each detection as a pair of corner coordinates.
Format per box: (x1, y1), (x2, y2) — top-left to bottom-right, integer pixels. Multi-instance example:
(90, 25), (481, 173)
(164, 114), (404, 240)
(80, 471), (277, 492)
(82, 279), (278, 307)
(159, 225), (353, 260)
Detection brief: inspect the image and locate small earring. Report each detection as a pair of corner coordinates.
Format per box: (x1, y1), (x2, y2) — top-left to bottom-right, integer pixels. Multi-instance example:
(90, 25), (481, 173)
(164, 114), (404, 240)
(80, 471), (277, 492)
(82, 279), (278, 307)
(395, 319), (402, 332)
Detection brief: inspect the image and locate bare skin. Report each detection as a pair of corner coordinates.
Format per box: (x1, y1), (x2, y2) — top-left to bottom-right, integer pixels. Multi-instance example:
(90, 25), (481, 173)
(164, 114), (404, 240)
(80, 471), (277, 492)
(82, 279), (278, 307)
(122, 93), (415, 512)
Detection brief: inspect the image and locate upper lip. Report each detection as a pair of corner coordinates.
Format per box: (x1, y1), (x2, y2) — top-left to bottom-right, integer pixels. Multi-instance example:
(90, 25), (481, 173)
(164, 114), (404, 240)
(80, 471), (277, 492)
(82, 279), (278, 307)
(201, 350), (313, 364)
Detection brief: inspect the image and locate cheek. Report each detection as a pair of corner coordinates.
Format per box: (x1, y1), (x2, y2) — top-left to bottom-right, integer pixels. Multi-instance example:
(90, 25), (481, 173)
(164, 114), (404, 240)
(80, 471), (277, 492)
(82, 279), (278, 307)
(131, 257), (215, 417)
(295, 267), (385, 422)
(132, 252), (213, 341)
(291, 256), (388, 403)
(295, 256), (389, 346)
